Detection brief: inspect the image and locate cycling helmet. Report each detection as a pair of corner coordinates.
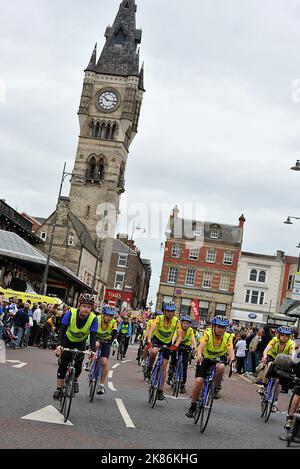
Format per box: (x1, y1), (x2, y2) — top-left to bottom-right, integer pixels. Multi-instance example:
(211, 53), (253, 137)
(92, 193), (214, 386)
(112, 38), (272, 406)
(162, 301), (176, 312)
(211, 315), (229, 327)
(277, 326), (292, 335)
(154, 311), (163, 317)
(181, 315), (192, 323)
(78, 292), (95, 307)
(102, 305), (116, 316)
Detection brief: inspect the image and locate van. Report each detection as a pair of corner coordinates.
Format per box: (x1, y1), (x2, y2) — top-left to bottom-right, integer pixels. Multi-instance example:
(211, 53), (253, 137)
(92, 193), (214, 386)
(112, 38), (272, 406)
(0, 288), (63, 306)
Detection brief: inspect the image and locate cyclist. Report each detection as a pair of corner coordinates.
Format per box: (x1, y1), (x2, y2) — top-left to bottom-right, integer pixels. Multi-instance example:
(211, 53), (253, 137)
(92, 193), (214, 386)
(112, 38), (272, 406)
(257, 326), (295, 410)
(53, 293), (98, 400)
(141, 311), (163, 364)
(285, 348), (300, 431)
(117, 314), (132, 359)
(186, 315), (235, 418)
(94, 305), (118, 395)
(167, 315), (197, 394)
(147, 301), (183, 401)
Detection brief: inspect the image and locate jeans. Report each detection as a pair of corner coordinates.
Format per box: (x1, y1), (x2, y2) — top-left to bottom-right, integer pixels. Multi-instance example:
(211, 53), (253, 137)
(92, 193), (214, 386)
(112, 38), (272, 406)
(0, 325), (3, 340)
(14, 326), (24, 347)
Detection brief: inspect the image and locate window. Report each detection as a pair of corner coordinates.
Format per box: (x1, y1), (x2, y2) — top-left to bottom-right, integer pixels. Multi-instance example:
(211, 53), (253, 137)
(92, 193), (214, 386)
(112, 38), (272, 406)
(168, 267), (178, 284)
(258, 271), (266, 283)
(68, 234), (75, 246)
(40, 232), (47, 241)
(114, 28), (126, 46)
(245, 290), (265, 305)
(206, 250), (216, 263)
(210, 230), (220, 239)
(118, 255), (127, 267)
(223, 251), (233, 265)
(288, 275), (294, 291)
(171, 245), (181, 258)
(202, 271), (213, 288)
(185, 270), (195, 286)
(219, 275), (230, 291)
(181, 298), (191, 316)
(189, 248), (199, 260)
(200, 301), (209, 322)
(115, 272), (125, 290)
(249, 269), (258, 281)
(216, 303), (227, 314)
(193, 224), (202, 237)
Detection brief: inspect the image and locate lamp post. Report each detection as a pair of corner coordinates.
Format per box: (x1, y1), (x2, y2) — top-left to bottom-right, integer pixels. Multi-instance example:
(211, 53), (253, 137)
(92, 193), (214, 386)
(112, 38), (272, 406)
(291, 160), (300, 171)
(40, 162), (84, 295)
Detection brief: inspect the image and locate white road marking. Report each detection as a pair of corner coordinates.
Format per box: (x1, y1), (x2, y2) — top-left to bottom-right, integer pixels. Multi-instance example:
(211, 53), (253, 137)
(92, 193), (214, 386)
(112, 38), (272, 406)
(166, 395), (188, 400)
(122, 360), (132, 364)
(108, 370), (114, 379)
(108, 381), (117, 392)
(6, 360), (27, 368)
(21, 406), (73, 426)
(115, 399), (135, 428)
(112, 363), (120, 369)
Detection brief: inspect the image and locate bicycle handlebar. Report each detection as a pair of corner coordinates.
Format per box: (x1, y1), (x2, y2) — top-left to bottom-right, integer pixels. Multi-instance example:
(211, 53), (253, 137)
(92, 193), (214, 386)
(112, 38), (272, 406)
(60, 348), (91, 355)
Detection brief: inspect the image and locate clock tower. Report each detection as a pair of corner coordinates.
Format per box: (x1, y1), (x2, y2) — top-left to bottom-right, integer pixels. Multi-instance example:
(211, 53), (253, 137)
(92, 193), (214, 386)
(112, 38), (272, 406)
(37, 0), (144, 302)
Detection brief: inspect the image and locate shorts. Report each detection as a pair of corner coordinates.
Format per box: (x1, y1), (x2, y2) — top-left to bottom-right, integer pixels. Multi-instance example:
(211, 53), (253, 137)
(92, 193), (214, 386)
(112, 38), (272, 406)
(98, 341), (111, 359)
(152, 337), (172, 360)
(195, 356), (227, 379)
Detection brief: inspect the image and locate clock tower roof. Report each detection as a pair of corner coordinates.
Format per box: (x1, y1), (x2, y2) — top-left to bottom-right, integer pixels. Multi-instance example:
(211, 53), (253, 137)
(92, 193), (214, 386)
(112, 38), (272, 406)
(95, 0), (142, 77)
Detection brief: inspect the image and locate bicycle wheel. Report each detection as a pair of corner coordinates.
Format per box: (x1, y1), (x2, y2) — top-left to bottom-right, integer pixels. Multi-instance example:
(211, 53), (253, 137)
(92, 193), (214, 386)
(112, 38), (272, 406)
(260, 393), (268, 418)
(265, 380), (278, 423)
(200, 382), (215, 433)
(63, 369), (75, 423)
(137, 345), (142, 366)
(173, 364), (183, 398)
(59, 387), (66, 414)
(117, 340), (124, 361)
(89, 360), (101, 403)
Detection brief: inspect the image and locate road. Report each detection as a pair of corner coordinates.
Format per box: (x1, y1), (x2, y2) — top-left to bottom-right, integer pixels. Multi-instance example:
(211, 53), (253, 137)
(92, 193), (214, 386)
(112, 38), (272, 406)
(0, 344), (294, 449)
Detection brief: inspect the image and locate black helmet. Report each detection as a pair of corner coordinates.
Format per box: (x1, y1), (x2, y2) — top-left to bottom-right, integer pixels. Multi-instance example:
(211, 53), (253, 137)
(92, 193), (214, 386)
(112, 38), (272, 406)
(78, 292), (95, 307)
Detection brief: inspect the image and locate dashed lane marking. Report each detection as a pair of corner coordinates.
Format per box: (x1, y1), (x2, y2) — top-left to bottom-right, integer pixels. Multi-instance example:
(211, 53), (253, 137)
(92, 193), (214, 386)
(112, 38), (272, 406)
(108, 381), (117, 392)
(166, 395), (188, 400)
(6, 360), (27, 368)
(108, 370), (114, 379)
(112, 363), (120, 369)
(115, 399), (135, 428)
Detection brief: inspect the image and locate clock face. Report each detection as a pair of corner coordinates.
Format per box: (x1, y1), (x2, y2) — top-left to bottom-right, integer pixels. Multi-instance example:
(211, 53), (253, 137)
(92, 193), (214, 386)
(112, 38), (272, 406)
(98, 91), (118, 111)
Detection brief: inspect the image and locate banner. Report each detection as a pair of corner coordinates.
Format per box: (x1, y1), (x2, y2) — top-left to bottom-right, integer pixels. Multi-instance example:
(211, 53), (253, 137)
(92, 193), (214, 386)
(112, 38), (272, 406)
(190, 299), (200, 321)
(292, 272), (300, 301)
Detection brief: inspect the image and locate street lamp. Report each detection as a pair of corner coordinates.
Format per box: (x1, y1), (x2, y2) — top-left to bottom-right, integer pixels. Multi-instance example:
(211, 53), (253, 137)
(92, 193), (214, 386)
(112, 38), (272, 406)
(40, 162), (85, 295)
(291, 160), (300, 171)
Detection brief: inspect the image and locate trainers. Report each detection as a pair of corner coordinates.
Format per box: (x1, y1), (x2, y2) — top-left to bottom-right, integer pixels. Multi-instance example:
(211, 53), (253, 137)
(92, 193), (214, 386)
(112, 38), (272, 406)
(157, 390), (165, 401)
(185, 403), (197, 418)
(271, 401), (278, 413)
(284, 417), (293, 432)
(97, 384), (106, 395)
(214, 390), (221, 399)
(257, 385), (265, 396)
(180, 384), (186, 394)
(53, 389), (63, 401)
(74, 381), (79, 394)
(166, 377), (172, 386)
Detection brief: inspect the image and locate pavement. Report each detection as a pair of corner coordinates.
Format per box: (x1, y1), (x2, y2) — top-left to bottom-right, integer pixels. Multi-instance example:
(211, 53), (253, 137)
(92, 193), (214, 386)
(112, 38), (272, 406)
(0, 344), (295, 449)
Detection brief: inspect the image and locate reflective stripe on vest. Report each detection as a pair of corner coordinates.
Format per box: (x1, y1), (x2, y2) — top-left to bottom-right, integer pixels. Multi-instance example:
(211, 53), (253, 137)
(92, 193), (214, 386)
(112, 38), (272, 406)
(97, 316), (116, 341)
(154, 316), (179, 344)
(204, 329), (231, 359)
(268, 338), (295, 359)
(66, 309), (96, 343)
(182, 327), (193, 346)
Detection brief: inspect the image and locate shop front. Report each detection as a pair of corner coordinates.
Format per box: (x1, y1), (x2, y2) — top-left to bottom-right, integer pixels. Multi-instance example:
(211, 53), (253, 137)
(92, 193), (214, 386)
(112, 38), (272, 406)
(104, 289), (134, 309)
(231, 309), (267, 326)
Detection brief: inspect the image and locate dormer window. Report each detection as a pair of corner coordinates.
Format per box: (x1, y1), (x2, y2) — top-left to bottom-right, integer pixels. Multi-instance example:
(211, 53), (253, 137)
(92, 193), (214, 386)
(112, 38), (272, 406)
(114, 28), (126, 46)
(210, 229), (220, 239)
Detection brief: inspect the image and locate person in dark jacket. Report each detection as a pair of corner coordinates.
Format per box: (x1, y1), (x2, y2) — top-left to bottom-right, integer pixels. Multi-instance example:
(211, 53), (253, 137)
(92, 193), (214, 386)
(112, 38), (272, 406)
(256, 326), (273, 363)
(13, 304), (29, 348)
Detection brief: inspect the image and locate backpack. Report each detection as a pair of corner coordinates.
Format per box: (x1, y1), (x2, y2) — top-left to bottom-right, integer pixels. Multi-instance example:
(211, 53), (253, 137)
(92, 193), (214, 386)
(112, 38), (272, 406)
(249, 335), (261, 353)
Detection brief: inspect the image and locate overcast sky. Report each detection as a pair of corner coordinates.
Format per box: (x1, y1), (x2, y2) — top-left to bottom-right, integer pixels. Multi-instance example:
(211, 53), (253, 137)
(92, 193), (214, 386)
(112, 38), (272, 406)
(1, 0), (300, 304)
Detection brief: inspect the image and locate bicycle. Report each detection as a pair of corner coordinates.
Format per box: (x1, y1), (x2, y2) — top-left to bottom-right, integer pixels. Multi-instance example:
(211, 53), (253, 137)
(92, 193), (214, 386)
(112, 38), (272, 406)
(148, 345), (170, 409)
(172, 347), (186, 398)
(194, 358), (231, 434)
(88, 341), (110, 403)
(117, 335), (126, 361)
(137, 339), (144, 366)
(260, 377), (279, 423)
(56, 348), (90, 423)
(143, 349), (150, 381)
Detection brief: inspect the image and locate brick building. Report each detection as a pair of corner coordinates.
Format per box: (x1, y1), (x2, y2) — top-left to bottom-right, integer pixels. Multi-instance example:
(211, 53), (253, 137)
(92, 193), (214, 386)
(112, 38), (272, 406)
(156, 208), (245, 322)
(105, 234), (151, 310)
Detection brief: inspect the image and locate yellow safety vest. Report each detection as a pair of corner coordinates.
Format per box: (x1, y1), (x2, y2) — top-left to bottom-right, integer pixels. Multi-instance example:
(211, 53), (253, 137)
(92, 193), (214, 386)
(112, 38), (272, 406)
(66, 309), (96, 343)
(181, 327), (194, 347)
(97, 315), (116, 342)
(204, 329), (232, 359)
(267, 337), (295, 359)
(153, 316), (179, 344)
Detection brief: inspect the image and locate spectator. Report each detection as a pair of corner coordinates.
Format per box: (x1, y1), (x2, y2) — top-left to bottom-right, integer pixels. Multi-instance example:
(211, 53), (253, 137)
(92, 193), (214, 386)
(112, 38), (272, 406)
(236, 334), (247, 374)
(22, 301), (33, 347)
(256, 326), (273, 364)
(29, 303), (42, 346)
(13, 303), (29, 348)
(42, 310), (56, 349)
(36, 306), (48, 347)
(245, 327), (258, 373)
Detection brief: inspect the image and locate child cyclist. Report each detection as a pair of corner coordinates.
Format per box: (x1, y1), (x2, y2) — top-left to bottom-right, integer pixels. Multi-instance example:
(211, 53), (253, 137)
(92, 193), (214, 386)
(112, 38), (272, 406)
(167, 315), (197, 394)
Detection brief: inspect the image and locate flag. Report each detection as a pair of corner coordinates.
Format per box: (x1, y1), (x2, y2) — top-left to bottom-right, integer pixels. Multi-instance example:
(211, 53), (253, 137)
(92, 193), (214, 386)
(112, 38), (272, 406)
(190, 299), (200, 321)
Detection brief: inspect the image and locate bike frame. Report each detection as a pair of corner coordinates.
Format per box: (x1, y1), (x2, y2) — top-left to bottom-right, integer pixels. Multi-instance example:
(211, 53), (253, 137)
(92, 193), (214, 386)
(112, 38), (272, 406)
(151, 349), (164, 390)
(200, 362), (217, 409)
(173, 349), (184, 386)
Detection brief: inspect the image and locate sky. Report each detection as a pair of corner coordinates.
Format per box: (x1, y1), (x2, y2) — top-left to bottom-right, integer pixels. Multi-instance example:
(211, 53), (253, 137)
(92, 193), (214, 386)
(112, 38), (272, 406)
(1, 0), (300, 305)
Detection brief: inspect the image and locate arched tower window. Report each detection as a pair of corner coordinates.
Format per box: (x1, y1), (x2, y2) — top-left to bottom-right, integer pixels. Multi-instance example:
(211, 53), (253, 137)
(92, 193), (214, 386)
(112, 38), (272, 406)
(105, 123), (111, 139)
(87, 156), (97, 179)
(100, 122), (106, 139)
(90, 121), (95, 137)
(94, 122), (100, 138)
(111, 123), (118, 140)
(98, 159), (105, 181)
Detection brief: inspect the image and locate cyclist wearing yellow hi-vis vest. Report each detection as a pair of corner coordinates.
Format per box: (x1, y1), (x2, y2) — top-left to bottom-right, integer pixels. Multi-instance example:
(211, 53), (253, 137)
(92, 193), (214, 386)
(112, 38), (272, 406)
(95, 305), (118, 396)
(147, 301), (183, 401)
(186, 315), (235, 418)
(53, 293), (98, 401)
(141, 312), (163, 363)
(117, 314), (133, 360)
